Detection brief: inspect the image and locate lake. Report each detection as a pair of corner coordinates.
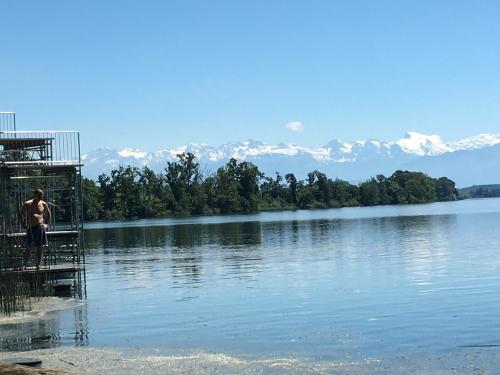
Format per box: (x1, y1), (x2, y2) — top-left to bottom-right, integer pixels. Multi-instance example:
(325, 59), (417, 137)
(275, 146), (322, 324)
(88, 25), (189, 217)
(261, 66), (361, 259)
(1, 198), (500, 372)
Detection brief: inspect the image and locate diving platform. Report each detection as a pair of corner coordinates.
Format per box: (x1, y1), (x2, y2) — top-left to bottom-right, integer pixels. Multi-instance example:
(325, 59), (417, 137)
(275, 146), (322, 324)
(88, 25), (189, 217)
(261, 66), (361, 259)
(3, 231), (82, 265)
(12, 265), (80, 277)
(0, 112), (85, 313)
(6, 230), (79, 240)
(14, 264), (79, 273)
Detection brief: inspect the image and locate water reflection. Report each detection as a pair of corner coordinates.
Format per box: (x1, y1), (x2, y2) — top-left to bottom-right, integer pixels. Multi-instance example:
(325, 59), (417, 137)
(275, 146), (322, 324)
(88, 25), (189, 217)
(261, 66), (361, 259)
(3, 202), (500, 357)
(85, 214), (461, 291)
(85, 221), (264, 250)
(81, 213), (466, 321)
(0, 300), (89, 351)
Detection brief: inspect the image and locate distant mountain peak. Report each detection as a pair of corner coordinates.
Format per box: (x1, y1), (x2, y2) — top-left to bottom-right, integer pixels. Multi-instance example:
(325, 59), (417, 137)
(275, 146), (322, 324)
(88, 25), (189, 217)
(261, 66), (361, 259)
(395, 131), (452, 156)
(449, 133), (500, 151)
(82, 132), (500, 187)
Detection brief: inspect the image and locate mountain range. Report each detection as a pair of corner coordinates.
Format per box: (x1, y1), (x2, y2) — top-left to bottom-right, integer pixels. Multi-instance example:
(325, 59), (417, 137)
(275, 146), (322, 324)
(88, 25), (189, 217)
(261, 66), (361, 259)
(82, 132), (500, 187)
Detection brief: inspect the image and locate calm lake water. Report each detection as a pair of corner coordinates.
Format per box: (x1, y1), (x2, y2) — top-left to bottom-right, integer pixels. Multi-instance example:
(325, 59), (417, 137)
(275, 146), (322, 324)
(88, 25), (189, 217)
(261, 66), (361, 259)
(2, 198), (500, 362)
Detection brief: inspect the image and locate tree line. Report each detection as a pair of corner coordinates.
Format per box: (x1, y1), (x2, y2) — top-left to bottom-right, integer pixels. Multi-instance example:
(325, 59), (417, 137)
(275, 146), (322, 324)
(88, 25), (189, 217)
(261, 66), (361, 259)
(459, 185), (500, 199)
(82, 152), (459, 221)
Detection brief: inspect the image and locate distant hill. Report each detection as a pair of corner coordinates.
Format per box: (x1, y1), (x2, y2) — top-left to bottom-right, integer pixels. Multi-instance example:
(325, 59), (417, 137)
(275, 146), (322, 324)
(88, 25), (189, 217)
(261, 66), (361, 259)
(459, 184), (500, 198)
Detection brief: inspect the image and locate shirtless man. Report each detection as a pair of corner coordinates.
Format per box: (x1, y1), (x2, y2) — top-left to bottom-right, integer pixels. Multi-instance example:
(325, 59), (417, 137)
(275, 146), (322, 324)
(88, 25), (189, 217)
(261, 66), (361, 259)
(17, 188), (51, 269)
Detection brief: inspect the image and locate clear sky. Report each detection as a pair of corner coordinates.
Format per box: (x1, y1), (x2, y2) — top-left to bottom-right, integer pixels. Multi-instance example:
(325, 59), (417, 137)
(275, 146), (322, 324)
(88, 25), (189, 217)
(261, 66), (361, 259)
(1, 1), (500, 152)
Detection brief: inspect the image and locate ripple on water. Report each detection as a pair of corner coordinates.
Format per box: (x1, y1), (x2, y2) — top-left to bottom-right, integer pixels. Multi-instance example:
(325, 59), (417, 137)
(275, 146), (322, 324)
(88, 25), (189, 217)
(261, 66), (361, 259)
(4, 200), (500, 360)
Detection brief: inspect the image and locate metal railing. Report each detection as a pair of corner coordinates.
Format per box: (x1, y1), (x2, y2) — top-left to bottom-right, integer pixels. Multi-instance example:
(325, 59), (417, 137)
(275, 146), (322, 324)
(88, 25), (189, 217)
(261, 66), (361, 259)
(0, 112), (16, 132)
(0, 131), (81, 165)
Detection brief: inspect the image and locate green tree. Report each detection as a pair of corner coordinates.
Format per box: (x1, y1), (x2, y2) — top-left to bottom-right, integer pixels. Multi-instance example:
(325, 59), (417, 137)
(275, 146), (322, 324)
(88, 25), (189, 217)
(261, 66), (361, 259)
(388, 170), (436, 203)
(330, 178), (358, 207)
(138, 167), (168, 217)
(297, 180), (316, 209)
(359, 179), (379, 206)
(234, 160), (262, 212)
(97, 173), (121, 219)
(215, 159), (241, 213)
(434, 177), (457, 201)
(110, 166), (143, 218)
(285, 173), (298, 205)
(82, 177), (102, 221)
(165, 152), (203, 215)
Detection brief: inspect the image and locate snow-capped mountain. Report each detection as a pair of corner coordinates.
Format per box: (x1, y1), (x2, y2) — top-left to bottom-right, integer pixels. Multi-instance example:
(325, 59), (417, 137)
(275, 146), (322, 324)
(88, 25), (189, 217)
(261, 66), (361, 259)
(82, 132), (500, 187)
(395, 132), (453, 156)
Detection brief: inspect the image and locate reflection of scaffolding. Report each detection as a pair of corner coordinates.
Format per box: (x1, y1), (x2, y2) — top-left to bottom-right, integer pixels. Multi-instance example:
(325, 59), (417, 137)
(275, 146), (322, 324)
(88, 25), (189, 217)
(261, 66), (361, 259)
(0, 112), (84, 304)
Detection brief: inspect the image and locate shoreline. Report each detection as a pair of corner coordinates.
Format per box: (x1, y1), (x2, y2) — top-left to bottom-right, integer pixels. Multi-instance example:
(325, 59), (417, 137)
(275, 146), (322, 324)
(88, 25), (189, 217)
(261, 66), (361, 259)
(1, 346), (499, 374)
(85, 198), (463, 223)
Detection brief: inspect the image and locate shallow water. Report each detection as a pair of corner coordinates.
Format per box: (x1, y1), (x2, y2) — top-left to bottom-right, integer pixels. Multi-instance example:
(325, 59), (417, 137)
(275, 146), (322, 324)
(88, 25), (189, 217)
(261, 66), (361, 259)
(2, 198), (500, 367)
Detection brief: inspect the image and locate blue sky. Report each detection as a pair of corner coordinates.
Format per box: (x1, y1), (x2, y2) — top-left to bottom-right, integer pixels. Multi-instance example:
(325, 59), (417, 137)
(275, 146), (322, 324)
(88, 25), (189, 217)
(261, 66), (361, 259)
(1, 1), (500, 152)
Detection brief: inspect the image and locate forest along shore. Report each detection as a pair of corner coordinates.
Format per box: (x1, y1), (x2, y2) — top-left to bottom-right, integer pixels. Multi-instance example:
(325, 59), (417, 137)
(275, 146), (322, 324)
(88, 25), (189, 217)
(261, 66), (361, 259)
(81, 152), (459, 221)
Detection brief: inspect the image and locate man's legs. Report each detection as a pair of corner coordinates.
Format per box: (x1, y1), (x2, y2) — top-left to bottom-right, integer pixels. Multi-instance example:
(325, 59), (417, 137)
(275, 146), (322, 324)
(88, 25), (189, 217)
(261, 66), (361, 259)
(36, 245), (43, 269)
(23, 245), (32, 268)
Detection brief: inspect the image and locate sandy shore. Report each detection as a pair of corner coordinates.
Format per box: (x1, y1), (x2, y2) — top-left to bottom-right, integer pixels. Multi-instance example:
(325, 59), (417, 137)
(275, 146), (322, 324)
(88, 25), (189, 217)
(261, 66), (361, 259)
(1, 298), (499, 374)
(1, 346), (499, 375)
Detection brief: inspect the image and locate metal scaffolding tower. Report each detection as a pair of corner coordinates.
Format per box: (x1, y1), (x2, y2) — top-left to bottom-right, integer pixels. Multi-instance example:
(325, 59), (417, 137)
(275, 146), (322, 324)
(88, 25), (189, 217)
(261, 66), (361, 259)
(0, 112), (85, 308)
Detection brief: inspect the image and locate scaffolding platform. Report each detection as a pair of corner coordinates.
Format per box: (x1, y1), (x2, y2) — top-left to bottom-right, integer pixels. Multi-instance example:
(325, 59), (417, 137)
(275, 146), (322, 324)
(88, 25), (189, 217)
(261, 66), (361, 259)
(12, 265), (80, 276)
(6, 230), (79, 240)
(0, 111), (85, 306)
(0, 137), (53, 149)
